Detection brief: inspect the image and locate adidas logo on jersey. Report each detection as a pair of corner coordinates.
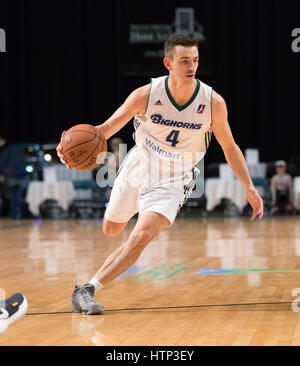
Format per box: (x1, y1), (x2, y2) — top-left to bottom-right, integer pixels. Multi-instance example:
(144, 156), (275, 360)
(154, 99), (162, 106)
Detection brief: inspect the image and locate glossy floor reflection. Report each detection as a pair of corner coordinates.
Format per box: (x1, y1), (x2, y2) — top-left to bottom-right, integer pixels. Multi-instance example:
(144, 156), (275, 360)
(0, 216), (300, 345)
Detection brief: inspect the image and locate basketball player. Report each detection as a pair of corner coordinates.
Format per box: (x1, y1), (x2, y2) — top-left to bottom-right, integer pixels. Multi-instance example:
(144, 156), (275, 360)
(57, 35), (264, 314)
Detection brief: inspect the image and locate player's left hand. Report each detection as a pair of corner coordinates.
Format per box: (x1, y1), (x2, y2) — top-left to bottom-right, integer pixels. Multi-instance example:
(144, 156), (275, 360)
(56, 131), (72, 171)
(246, 187), (264, 221)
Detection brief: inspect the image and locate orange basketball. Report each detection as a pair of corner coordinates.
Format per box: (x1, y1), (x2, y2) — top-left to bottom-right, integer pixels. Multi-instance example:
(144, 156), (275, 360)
(60, 124), (107, 170)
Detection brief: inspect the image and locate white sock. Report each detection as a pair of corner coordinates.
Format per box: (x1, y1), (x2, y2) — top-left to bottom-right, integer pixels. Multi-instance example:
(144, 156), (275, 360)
(88, 277), (104, 291)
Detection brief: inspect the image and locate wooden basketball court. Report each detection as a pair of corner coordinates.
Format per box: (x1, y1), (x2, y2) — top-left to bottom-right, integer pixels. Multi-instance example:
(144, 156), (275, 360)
(0, 216), (300, 346)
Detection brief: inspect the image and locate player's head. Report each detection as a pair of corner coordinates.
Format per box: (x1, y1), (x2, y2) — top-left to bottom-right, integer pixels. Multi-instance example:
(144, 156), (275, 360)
(163, 34), (199, 82)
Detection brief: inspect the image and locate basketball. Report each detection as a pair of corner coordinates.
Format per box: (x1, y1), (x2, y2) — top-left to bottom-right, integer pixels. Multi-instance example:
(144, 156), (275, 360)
(60, 124), (107, 170)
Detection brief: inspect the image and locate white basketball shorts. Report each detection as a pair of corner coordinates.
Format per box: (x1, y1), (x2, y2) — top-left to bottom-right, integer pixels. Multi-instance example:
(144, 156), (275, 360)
(104, 145), (197, 225)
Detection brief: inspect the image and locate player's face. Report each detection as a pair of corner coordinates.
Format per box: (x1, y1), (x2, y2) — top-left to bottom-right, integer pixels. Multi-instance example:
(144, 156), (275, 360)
(164, 46), (199, 82)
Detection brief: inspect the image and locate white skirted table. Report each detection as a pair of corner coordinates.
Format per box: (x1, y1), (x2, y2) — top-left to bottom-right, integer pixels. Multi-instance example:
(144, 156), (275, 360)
(26, 181), (76, 216)
(293, 177), (300, 210)
(204, 178), (247, 212)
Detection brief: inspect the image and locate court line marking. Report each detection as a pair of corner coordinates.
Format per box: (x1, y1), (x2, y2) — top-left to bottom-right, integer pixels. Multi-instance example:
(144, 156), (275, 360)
(25, 301), (293, 316)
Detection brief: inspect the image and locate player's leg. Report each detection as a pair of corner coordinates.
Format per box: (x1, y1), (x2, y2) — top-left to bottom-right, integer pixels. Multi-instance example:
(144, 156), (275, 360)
(94, 211), (170, 285)
(72, 211), (169, 315)
(72, 149), (144, 314)
(102, 218), (128, 237)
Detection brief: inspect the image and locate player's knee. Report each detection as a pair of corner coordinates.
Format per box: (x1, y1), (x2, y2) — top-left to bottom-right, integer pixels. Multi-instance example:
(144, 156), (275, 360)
(129, 230), (154, 249)
(103, 228), (119, 237)
(102, 222), (122, 237)
(102, 228), (121, 237)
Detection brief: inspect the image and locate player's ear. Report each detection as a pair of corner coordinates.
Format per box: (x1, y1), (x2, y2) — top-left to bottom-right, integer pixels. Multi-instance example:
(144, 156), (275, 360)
(163, 57), (171, 71)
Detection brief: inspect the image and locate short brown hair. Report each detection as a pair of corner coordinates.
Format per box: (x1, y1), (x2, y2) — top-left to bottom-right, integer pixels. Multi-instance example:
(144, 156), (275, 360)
(164, 34), (198, 58)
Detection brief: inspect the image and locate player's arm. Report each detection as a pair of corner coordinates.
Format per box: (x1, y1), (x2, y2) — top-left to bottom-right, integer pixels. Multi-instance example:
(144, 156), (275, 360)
(210, 90), (264, 220)
(57, 84), (150, 169)
(95, 84), (151, 140)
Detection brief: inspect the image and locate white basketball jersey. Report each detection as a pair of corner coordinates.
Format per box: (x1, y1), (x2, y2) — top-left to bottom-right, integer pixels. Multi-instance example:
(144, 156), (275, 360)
(133, 76), (213, 174)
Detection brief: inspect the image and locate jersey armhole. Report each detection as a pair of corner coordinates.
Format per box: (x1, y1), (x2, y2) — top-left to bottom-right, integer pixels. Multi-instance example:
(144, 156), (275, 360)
(144, 78), (154, 116)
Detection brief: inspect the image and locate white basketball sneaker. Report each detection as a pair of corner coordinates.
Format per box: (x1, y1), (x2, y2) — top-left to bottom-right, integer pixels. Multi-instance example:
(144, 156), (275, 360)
(0, 293), (28, 334)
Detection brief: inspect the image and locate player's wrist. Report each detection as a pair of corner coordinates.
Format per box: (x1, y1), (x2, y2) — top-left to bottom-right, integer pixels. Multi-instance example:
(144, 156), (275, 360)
(245, 184), (256, 193)
(95, 125), (109, 140)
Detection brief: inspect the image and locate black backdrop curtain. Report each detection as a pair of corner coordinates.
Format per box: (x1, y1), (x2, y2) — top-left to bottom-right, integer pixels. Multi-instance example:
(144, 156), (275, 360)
(0, 0), (299, 164)
(0, 0), (120, 143)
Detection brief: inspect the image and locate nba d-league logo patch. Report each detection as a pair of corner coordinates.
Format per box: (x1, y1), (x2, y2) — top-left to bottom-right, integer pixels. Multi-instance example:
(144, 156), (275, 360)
(196, 104), (205, 114)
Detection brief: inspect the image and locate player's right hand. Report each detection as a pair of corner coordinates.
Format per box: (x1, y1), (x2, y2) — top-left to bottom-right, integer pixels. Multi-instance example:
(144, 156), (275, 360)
(246, 187), (264, 221)
(56, 131), (72, 171)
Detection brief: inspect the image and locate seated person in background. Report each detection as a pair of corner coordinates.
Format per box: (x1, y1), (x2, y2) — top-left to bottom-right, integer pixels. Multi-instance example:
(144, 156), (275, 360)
(271, 160), (293, 214)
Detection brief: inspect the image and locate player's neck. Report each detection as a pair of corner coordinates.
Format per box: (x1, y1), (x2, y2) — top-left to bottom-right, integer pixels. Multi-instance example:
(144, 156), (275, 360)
(167, 76), (197, 105)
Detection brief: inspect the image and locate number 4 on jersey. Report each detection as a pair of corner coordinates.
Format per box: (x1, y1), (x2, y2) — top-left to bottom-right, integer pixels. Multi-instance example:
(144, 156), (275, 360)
(166, 130), (180, 147)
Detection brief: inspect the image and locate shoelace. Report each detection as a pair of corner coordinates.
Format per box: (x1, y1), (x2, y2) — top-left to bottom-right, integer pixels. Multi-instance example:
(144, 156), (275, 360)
(81, 288), (96, 304)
